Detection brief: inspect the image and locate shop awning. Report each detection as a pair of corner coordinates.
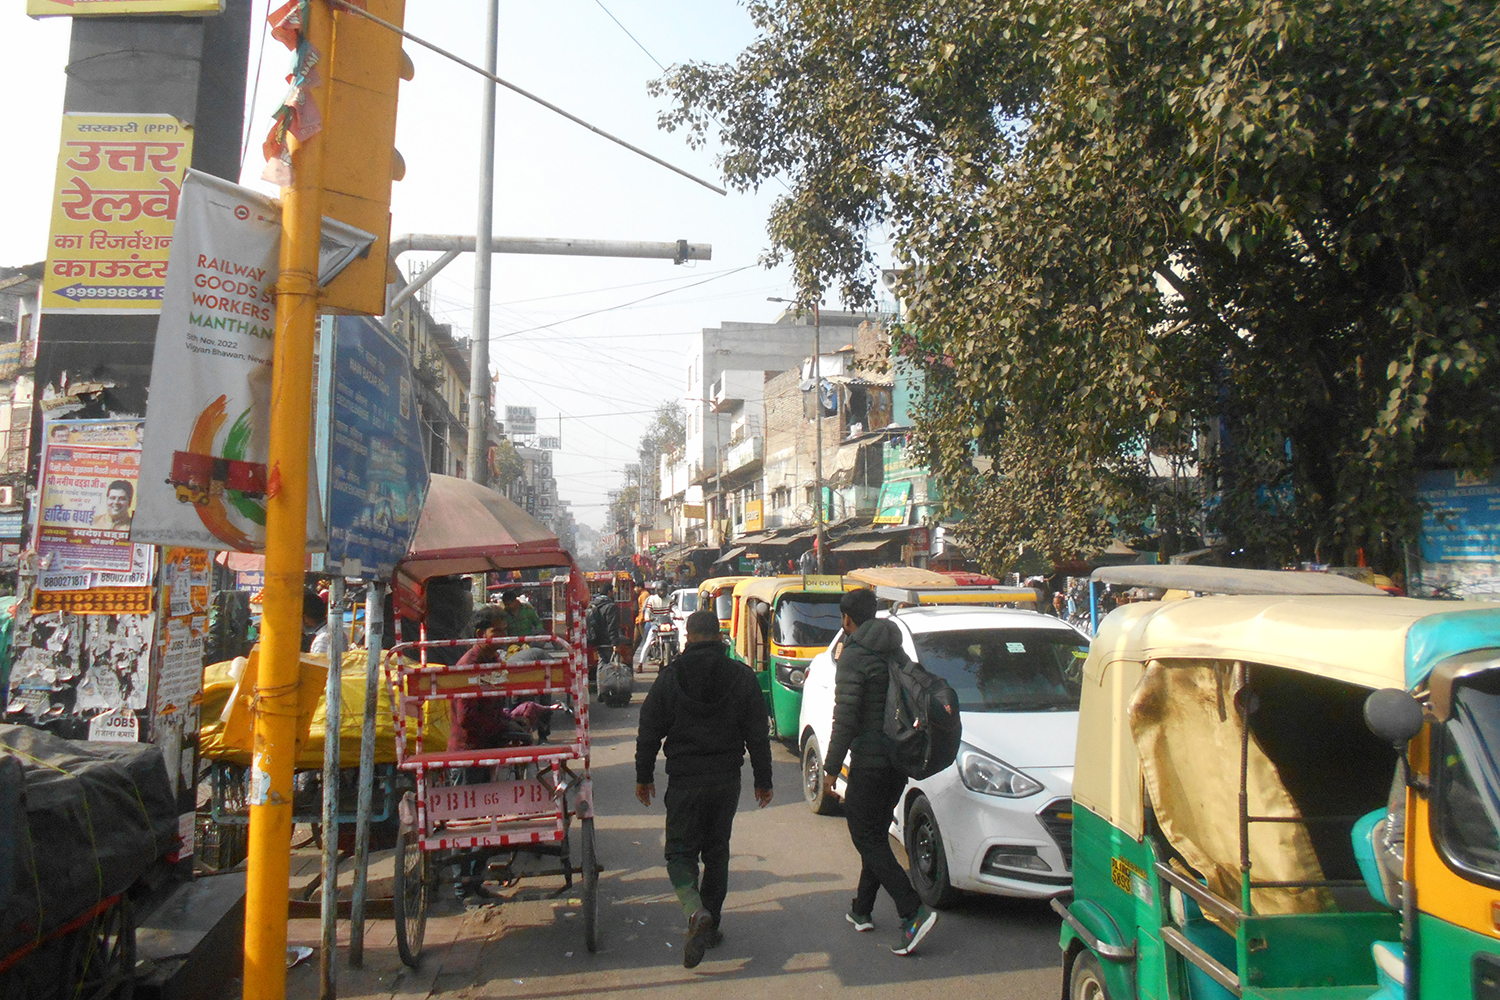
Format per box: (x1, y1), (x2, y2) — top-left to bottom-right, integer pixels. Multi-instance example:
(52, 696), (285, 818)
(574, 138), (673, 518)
(832, 537), (896, 553)
(713, 546), (747, 565)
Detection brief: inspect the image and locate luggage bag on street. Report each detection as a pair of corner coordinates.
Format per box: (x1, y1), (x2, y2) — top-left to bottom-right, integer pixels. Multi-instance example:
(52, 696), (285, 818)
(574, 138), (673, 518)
(882, 655), (962, 779)
(597, 650), (632, 707)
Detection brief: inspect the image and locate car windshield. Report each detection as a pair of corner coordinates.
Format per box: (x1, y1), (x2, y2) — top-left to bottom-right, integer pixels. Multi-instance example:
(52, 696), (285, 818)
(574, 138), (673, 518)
(1438, 670), (1500, 879)
(773, 594), (845, 647)
(911, 627), (1087, 713)
(714, 591), (733, 620)
(676, 592), (698, 612)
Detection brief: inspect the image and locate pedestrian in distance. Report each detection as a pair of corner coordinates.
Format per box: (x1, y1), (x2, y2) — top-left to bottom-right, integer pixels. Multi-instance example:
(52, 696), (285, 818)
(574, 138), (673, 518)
(635, 609), (774, 969)
(821, 587), (938, 956)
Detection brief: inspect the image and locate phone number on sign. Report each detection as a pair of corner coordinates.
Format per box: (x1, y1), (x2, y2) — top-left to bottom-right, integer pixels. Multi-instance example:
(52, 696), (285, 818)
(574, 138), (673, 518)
(70, 286), (164, 299)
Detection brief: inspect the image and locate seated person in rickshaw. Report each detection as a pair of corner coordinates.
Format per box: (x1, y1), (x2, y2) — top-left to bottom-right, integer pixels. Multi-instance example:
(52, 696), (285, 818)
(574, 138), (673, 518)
(497, 588), (544, 639)
(450, 604), (547, 753)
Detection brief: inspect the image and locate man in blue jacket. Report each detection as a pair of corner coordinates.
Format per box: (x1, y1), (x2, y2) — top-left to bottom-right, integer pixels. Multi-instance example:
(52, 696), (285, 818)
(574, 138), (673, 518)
(635, 609), (774, 968)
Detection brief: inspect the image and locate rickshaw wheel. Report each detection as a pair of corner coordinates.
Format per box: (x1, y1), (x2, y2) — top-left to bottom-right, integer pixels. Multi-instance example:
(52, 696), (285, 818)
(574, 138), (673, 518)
(392, 822), (430, 969)
(1070, 951), (1109, 1000)
(904, 795), (961, 909)
(581, 817), (599, 953)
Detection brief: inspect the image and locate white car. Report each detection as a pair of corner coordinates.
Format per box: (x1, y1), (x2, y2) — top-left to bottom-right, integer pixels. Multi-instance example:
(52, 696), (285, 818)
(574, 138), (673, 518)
(669, 587), (698, 640)
(797, 606), (1087, 905)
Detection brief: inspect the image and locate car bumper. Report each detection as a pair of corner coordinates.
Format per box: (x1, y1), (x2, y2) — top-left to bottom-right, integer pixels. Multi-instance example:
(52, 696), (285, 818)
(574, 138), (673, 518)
(919, 770), (1073, 898)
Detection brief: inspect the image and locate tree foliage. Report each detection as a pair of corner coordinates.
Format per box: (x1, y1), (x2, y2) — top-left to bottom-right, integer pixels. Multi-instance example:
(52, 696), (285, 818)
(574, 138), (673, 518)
(656, 0), (1500, 571)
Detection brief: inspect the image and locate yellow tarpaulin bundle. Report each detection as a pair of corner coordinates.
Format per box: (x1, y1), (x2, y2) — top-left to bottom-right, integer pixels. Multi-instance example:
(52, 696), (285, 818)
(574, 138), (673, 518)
(199, 648), (449, 768)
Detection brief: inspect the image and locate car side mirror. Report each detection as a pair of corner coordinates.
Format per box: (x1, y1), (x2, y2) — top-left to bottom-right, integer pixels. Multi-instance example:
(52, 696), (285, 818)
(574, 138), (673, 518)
(1364, 688), (1425, 748)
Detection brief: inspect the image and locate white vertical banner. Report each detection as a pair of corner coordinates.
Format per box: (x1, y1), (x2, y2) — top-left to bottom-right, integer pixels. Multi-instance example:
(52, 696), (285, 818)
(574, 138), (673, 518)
(134, 169), (325, 552)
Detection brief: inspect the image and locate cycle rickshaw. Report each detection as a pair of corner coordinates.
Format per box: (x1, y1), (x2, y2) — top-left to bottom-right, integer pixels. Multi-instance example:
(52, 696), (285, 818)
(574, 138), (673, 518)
(383, 480), (598, 968)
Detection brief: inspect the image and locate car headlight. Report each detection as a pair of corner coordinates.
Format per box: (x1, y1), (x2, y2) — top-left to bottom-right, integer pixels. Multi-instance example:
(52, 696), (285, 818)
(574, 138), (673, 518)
(958, 745), (1043, 798)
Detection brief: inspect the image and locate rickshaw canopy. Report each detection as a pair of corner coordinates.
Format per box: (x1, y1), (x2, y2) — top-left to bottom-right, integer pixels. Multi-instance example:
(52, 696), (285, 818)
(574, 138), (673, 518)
(1089, 564), (1386, 596)
(396, 474), (562, 586)
(1076, 594), (1500, 842)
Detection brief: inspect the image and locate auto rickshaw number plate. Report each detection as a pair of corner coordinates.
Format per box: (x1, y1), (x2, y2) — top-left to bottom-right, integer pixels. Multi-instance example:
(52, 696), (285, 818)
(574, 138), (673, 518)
(1111, 856), (1153, 905)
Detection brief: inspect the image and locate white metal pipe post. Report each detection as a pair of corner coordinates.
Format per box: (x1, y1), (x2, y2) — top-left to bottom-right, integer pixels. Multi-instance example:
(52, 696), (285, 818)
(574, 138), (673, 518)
(347, 581), (383, 967)
(318, 577), (346, 999)
(468, 0), (499, 484)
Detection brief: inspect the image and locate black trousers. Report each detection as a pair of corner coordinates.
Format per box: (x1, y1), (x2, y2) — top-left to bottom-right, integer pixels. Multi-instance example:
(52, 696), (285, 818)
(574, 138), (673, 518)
(663, 776), (741, 924)
(845, 763), (920, 920)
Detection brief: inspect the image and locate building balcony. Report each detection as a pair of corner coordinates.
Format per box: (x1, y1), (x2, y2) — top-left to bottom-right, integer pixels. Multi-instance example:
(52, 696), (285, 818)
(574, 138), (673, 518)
(723, 434), (763, 475)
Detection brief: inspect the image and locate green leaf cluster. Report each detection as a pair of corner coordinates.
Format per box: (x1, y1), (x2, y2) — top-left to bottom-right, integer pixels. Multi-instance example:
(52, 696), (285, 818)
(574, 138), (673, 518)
(657, 0), (1500, 572)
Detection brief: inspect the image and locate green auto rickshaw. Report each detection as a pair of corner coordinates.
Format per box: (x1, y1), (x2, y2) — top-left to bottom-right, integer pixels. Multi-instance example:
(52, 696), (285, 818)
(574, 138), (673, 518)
(1057, 569), (1500, 1000)
(727, 574), (866, 741)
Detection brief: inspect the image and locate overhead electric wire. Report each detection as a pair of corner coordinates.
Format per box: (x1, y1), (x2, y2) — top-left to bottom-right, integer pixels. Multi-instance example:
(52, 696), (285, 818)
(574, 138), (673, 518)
(490, 264), (756, 341)
(589, 0), (667, 71)
(239, 2), (271, 171)
(330, 0), (726, 195)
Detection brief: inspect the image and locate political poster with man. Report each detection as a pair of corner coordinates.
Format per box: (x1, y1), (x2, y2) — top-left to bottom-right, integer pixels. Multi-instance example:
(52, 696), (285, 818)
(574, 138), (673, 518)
(36, 419), (145, 574)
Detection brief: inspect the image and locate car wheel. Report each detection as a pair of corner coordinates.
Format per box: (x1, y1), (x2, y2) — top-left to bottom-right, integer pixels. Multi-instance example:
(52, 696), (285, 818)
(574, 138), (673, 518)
(1070, 951), (1110, 1000)
(801, 736), (838, 816)
(904, 794), (961, 909)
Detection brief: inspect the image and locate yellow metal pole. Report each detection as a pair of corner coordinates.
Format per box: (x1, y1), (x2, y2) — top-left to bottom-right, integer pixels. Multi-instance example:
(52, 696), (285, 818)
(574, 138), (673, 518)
(243, 3), (332, 997)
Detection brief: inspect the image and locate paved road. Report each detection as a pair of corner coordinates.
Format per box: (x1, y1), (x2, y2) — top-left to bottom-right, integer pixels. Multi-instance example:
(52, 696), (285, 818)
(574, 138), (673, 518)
(284, 681), (1065, 999)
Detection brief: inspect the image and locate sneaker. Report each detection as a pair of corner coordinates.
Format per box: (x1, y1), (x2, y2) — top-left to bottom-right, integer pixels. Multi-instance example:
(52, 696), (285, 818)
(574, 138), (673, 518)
(683, 908), (714, 969)
(891, 905), (937, 956)
(705, 926), (725, 949)
(846, 910), (875, 932)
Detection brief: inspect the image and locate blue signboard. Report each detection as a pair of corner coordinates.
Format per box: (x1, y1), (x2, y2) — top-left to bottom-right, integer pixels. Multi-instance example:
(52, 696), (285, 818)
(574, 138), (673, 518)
(1417, 469), (1500, 564)
(326, 316), (428, 578)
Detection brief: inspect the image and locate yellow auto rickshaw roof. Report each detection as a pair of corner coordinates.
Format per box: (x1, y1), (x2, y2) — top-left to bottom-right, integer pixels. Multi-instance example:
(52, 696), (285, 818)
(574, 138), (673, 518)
(1096, 594), (1489, 690)
(699, 575), (750, 598)
(846, 566), (956, 589)
(730, 575), (867, 602)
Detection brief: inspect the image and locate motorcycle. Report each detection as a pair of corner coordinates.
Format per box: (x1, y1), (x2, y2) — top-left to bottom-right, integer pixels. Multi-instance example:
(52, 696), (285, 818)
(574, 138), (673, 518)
(634, 607), (678, 672)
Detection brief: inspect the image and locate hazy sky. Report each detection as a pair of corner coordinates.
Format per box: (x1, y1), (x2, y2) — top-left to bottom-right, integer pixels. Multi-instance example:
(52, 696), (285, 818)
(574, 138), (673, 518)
(1, 2), (896, 527)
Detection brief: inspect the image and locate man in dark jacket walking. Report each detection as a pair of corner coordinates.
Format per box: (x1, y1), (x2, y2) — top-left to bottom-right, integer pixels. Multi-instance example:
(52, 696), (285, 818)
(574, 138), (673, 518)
(585, 580), (622, 692)
(821, 588), (938, 956)
(636, 609), (774, 969)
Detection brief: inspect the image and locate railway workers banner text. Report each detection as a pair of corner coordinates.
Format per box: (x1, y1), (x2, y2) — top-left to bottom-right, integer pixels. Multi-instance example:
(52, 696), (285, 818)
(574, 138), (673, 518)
(134, 169), (324, 552)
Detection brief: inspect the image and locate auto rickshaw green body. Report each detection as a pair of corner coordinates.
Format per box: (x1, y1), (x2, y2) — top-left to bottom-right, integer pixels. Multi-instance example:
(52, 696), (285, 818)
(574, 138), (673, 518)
(1057, 571), (1500, 1000)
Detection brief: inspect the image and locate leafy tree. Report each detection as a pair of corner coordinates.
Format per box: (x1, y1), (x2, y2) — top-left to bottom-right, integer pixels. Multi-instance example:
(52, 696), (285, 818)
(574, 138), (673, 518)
(655, 0), (1500, 572)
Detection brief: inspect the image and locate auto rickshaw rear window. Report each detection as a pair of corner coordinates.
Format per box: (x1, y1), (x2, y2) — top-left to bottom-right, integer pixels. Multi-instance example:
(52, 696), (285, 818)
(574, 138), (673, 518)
(772, 594), (844, 647)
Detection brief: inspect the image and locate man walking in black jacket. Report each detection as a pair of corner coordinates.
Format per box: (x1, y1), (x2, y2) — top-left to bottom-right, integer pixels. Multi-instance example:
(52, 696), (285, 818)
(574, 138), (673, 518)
(636, 609), (774, 968)
(822, 588), (938, 956)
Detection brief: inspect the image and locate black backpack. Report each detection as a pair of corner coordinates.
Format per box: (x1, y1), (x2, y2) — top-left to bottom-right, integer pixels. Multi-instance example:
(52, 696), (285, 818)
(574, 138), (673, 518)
(882, 653), (962, 779)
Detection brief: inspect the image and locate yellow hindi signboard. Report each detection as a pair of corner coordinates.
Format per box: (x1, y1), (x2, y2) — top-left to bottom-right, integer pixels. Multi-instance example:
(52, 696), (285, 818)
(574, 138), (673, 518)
(28, 0), (222, 15)
(42, 113), (194, 313)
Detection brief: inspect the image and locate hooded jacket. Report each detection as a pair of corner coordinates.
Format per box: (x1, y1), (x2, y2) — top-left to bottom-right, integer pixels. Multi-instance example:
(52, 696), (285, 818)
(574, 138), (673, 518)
(824, 617), (907, 775)
(586, 593), (621, 646)
(635, 639), (774, 790)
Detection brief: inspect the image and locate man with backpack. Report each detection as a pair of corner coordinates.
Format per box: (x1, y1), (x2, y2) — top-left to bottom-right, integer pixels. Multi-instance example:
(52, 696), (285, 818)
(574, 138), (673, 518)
(822, 588), (939, 956)
(635, 609), (774, 969)
(585, 579), (622, 693)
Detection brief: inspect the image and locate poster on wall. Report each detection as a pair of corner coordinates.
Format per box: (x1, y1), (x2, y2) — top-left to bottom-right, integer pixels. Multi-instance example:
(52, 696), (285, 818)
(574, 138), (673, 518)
(41, 113), (193, 313)
(34, 419), (155, 613)
(133, 169), (325, 552)
(155, 547), (210, 735)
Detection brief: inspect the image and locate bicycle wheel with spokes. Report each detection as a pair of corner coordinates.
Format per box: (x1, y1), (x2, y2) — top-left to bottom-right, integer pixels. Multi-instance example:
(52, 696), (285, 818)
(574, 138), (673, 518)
(392, 821), (430, 968)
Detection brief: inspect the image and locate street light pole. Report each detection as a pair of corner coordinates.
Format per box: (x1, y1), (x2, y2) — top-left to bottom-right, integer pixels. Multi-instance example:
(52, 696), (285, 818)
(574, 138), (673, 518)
(467, 0), (499, 484)
(813, 302), (825, 573)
